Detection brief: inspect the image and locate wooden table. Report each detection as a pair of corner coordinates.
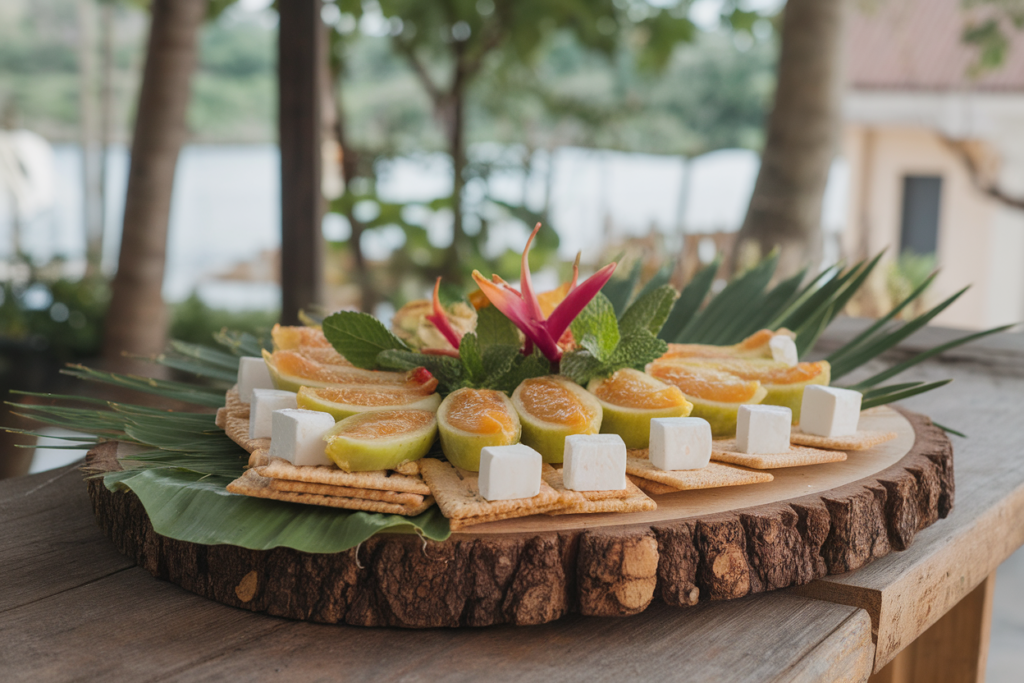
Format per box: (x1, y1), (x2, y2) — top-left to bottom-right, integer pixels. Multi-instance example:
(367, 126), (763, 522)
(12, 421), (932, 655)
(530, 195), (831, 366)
(2, 325), (1022, 682)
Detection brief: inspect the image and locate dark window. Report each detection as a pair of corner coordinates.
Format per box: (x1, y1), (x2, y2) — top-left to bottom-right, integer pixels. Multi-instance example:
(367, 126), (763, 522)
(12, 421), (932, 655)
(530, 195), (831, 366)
(899, 175), (942, 255)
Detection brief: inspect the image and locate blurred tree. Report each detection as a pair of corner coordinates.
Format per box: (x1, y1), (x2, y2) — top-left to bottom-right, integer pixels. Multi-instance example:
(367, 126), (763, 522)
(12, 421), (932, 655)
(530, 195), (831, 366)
(364, 0), (695, 285)
(732, 0), (845, 277)
(102, 0), (209, 367)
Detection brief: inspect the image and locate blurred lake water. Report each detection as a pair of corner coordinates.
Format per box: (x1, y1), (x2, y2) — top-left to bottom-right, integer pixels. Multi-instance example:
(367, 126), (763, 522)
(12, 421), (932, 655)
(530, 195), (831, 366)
(6, 143), (848, 311)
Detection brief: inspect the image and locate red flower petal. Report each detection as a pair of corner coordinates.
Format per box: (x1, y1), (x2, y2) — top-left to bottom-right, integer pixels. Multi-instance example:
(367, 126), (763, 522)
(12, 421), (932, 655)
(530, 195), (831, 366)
(424, 277), (463, 349)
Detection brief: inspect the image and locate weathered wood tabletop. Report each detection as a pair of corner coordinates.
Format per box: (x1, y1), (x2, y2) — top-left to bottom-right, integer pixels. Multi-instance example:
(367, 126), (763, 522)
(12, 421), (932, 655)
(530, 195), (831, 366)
(2, 324), (1022, 683)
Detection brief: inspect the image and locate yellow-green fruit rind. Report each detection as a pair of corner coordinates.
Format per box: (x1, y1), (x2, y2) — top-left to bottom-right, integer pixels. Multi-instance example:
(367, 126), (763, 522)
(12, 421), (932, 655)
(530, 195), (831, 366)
(592, 398), (692, 450)
(262, 348), (335, 392)
(688, 385), (769, 437)
(436, 391), (521, 472)
(511, 378), (603, 463)
(323, 413), (437, 472)
(296, 387), (441, 421)
(760, 364), (831, 423)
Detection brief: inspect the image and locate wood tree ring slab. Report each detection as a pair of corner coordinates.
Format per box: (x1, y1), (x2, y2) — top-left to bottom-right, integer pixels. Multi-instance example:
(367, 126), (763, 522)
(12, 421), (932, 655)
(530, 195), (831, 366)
(85, 406), (953, 628)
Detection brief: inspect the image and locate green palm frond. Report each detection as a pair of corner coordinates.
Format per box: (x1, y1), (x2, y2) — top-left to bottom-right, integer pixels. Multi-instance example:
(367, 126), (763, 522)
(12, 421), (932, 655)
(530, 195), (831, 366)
(647, 250), (1013, 409)
(7, 330), (449, 551)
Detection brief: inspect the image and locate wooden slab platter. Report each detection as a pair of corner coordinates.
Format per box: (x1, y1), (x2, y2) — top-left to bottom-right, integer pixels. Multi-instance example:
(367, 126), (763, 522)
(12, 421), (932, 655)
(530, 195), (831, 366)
(84, 406), (953, 628)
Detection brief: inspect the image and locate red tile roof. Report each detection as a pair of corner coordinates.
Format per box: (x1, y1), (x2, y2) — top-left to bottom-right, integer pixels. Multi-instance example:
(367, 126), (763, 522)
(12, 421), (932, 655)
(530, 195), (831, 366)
(848, 0), (1024, 91)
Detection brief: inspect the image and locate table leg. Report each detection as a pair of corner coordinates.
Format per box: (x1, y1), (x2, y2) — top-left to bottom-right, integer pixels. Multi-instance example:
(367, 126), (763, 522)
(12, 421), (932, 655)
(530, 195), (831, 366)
(868, 571), (995, 683)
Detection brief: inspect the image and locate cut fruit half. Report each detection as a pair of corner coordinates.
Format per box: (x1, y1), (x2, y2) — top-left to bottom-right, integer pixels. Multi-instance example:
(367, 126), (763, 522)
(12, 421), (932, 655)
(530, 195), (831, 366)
(271, 325), (350, 366)
(682, 359), (830, 422)
(659, 329), (781, 361)
(272, 324), (332, 350)
(587, 368), (693, 449)
(297, 385), (441, 421)
(437, 388), (521, 471)
(511, 375), (602, 463)
(323, 409), (437, 472)
(646, 361), (767, 436)
(263, 349), (436, 393)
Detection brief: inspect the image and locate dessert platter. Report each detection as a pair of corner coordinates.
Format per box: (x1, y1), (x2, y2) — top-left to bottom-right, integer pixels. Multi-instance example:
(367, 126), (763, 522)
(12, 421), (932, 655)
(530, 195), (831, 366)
(25, 225), (969, 628)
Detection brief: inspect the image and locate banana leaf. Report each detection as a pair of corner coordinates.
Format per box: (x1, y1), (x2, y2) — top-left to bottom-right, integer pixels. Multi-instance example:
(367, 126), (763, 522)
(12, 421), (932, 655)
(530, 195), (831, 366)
(104, 468), (450, 552)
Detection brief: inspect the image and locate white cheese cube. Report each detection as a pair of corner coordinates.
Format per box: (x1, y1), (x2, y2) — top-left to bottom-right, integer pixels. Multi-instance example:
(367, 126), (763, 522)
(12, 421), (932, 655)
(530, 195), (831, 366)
(269, 409), (336, 467)
(649, 417), (712, 471)
(249, 388), (298, 439)
(478, 444), (543, 502)
(562, 434), (627, 491)
(799, 385), (862, 437)
(736, 405), (792, 454)
(770, 335), (799, 367)
(238, 356), (275, 403)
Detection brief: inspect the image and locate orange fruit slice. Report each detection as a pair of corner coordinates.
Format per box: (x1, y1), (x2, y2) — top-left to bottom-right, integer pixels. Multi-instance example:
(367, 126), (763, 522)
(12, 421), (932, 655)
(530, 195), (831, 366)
(586, 369), (692, 449)
(297, 385), (441, 421)
(437, 388), (521, 471)
(263, 349), (436, 392)
(323, 409), (437, 472)
(660, 329), (778, 361)
(675, 358), (830, 422)
(646, 360), (767, 436)
(511, 376), (602, 463)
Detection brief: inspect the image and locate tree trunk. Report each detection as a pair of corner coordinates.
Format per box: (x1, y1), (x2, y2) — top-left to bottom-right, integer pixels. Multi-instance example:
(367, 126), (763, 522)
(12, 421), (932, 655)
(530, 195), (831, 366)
(278, 0), (324, 325)
(732, 0), (847, 277)
(103, 0), (206, 366)
(96, 0), (115, 276)
(441, 56), (467, 284)
(77, 0), (104, 279)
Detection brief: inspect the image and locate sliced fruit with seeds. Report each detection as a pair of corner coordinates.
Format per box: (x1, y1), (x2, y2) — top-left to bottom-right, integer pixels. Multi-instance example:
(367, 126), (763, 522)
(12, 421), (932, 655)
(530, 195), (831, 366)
(681, 358), (830, 423)
(586, 368), (692, 449)
(263, 349), (435, 392)
(437, 388), (521, 471)
(297, 385), (442, 421)
(646, 360), (767, 436)
(511, 375), (602, 463)
(323, 409), (437, 472)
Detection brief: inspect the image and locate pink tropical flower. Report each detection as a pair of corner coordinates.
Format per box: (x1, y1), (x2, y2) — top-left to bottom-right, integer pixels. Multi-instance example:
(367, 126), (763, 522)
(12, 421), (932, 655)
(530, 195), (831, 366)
(425, 277), (464, 350)
(471, 223), (617, 362)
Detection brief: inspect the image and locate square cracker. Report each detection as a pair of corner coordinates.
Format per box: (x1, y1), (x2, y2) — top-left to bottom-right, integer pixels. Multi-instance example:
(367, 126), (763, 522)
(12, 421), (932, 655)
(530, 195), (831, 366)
(627, 475), (681, 496)
(223, 413), (270, 454)
(257, 456), (431, 495)
(541, 464), (633, 501)
(226, 469), (434, 516)
(542, 466), (655, 515)
(711, 439), (847, 469)
(418, 458), (565, 531)
(225, 386), (249, 418)
(626, 457), (773, 490)
(268, 478), (425, 506)
(789, 428), (898, 452)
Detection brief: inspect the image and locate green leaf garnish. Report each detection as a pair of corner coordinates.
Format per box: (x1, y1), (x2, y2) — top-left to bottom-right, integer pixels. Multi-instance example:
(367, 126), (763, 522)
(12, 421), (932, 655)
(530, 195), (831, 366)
(618, 284), (678, 336)
(322, 311), (410, 369)
(570, 292), (620, 362)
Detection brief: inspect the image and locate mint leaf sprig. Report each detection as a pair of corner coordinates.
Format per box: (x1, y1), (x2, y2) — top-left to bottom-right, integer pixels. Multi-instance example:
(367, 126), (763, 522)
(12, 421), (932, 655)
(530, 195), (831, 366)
(560, 286), (676, 386)
(322, 311), (410, 369)
(325, 305), (549, 395)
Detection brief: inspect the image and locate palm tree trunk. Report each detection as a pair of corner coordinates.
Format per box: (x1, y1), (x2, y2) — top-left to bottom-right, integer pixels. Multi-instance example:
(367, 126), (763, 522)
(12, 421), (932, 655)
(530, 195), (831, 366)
(732, 0), (847, 277)
(102, 0), (207, 365)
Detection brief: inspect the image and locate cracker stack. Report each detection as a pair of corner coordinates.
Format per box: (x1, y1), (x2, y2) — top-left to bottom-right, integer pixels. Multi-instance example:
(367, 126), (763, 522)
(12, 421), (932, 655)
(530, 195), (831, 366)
(226, 453), (435, 517)
(710, 439), (846, 470)
(541, 464), (656, 516)
(418, 459), (565, 530)
(625, 448), (774, 492)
